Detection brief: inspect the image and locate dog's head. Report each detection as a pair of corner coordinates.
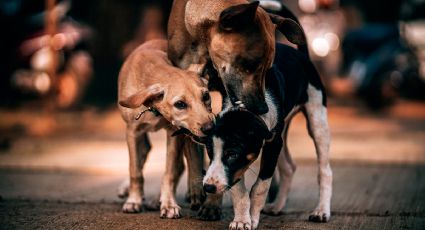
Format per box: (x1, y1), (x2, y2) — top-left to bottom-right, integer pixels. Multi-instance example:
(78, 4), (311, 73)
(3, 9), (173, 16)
(208, 1), (305, 115)
(201, 109), (272, 194)
(119, 71), (214, 137)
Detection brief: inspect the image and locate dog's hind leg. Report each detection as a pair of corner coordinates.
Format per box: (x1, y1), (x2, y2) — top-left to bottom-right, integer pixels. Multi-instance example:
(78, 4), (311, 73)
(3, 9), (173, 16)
(303, 84), (333, 222)
(263, 119), (297, 215)
(159, 130), (186, 219)
(123, 126), (151, 213)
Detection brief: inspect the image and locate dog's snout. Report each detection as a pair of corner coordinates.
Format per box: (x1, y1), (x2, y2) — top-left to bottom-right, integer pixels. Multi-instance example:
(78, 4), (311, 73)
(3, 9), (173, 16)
(203, 183), (217, 194)
(200, 121), (214, 135)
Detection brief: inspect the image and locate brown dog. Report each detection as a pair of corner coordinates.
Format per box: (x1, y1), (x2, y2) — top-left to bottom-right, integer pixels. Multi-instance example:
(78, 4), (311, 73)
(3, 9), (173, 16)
(167, 0), (307, 220)
(168, 0), (306, 114)
(118, 39), (214, 218)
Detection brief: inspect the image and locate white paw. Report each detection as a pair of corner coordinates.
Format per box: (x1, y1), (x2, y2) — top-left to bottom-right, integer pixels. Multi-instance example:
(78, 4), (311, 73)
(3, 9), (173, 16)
(229, 220), (251, 230)
(262, 203), (283, 216)
(160, 202), (181, 219)
(308, 207), (331, 222)
(122, 196), (143, 213)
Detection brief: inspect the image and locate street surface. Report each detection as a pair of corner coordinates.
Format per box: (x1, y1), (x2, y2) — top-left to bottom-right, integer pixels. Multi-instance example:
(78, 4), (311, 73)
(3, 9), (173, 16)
(0, 99), (424, 229)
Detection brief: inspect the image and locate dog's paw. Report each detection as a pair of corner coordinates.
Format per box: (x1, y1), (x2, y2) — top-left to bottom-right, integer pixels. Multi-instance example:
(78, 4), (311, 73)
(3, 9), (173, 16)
(122, 201), (143, 213)
(160, 204), (182, 219)
(197, 204), (222, 221)
(189, 185), (206, 211)
(308, 208), (331, 222)
(262, 203), (283, 216)
(229, 221), (251, 230)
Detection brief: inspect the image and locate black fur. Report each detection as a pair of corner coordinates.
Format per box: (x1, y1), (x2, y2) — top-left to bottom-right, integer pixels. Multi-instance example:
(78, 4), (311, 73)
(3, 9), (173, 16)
(205, 42), (327, 184)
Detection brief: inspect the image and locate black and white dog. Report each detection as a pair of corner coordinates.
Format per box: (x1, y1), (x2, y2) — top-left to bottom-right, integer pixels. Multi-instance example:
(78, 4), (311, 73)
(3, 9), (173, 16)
(201, 41), (333, 229)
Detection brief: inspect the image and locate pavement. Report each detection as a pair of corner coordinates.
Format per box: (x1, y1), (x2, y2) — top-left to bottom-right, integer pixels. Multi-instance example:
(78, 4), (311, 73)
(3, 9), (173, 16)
(0, 99), (425, 229)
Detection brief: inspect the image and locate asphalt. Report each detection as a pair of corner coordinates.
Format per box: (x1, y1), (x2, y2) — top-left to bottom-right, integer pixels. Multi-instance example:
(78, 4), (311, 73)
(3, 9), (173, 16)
(0, 100), (425, 229)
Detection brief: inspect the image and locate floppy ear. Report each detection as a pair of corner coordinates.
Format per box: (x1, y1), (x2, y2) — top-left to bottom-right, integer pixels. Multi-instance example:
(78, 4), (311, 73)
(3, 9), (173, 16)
(268, 13), (306, 46)
(219, 1), (259, 31)
(119, 85), (164, 108)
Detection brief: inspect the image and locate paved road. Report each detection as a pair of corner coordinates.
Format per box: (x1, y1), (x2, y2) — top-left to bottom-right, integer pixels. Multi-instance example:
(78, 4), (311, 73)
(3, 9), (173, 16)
(0, 100), (425, 229)
(1, 162), (425, 229)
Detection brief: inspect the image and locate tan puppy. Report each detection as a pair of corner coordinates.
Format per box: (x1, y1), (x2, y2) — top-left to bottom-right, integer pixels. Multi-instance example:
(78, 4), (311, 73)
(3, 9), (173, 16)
(118, 39), (214, 218)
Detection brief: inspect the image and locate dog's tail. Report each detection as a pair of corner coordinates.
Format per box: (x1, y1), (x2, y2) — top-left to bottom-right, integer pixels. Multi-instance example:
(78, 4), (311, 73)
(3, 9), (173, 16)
(258, 0), (309, 57)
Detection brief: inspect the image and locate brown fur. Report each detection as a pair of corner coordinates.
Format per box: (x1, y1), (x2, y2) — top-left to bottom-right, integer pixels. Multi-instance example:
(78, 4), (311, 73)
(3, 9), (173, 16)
(117, 39), (213, 215)
(168, 0), (304, 114)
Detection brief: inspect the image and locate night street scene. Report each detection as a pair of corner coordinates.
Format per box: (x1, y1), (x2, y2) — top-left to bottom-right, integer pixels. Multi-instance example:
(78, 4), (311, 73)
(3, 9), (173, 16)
(1, 0), (425, 229)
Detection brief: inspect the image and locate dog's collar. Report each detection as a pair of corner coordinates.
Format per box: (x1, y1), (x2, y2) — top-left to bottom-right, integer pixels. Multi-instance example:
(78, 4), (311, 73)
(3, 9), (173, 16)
(134, 107), (161, 120)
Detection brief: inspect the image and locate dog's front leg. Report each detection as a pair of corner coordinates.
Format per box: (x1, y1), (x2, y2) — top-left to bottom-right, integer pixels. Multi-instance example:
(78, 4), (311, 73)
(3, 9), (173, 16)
(250, 134), (283, 229)
(123, 126), (151, 213)
(229, 177), (251, 230)
(160, 130), (186, 218)
(250, 178), (272, 229)
(183, 139), (206, 210)
(263, 121), (297, 215)
(198, 193), (223, 220)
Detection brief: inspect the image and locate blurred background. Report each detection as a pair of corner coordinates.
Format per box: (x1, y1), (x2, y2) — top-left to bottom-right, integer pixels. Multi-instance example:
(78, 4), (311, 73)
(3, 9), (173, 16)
(0, 0), (425, 228)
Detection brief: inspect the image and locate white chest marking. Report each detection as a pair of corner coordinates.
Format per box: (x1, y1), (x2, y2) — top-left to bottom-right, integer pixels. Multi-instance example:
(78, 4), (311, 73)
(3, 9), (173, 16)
(260, 91), (278, 130)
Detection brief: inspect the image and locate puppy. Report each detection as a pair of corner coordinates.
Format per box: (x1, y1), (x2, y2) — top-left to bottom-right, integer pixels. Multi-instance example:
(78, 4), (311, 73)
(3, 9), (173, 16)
(118, 39), (215, 218)
(201, 43), (333, 230)
(168, 0), (307, 114)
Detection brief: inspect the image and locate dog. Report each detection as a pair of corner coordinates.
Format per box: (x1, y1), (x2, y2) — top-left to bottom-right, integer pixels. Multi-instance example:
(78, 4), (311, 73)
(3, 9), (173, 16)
(201, 41), (333, 229)
(167, 0), (307, 219)
(117, 39), (215, 218)
(168, 0), (307, 115)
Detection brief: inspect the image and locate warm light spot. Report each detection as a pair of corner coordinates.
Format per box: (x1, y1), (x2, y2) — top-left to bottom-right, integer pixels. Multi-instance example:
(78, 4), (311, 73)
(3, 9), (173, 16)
(324, 32), (340, 51)
(31, 47), (54, 71)
(34, 72), (51, 94)
(299, 0), (317, 13)
(312, 37), (330, 57)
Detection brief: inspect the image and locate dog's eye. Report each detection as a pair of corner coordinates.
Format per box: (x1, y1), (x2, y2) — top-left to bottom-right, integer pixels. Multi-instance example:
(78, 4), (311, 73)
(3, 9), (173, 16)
(174, 100), (187, 110)
(202, 92), (210, 102)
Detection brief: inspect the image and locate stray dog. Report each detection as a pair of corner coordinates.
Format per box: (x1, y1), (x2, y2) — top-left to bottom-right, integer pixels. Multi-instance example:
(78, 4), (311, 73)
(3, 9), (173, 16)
(117, 39), (215, 218)
(168, 0), (307, 115)
(201, 42), (333, 229)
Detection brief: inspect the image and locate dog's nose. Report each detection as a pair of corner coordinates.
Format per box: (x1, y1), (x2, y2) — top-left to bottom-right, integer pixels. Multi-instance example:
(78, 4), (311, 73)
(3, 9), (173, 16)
(200, 121), (214, 135)
(203, 183), (217, 194)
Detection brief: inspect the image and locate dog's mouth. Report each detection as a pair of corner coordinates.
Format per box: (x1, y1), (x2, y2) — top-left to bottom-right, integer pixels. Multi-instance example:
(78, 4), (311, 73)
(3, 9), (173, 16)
(171, 128), (192, 137)
(171, 128), (208, 144)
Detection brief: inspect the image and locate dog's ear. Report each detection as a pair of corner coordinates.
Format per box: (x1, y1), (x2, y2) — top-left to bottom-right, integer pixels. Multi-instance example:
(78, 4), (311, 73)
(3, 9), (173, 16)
(119, 84), (164, 108)
(219, 1), (259, 31)
(269, 13), (306, 46)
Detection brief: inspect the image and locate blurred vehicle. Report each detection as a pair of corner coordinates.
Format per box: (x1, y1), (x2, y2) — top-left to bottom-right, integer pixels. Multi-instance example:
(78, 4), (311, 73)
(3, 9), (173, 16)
(342, 23), (424, 108)
(9, 0), (93, 109)
(340, 0), (425, 109)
